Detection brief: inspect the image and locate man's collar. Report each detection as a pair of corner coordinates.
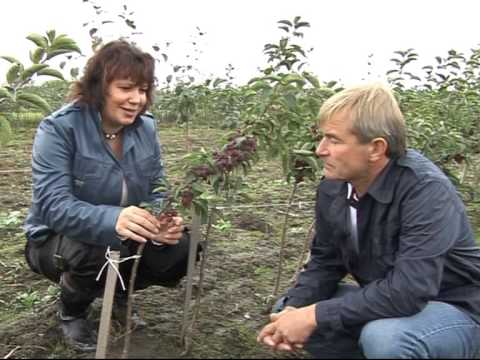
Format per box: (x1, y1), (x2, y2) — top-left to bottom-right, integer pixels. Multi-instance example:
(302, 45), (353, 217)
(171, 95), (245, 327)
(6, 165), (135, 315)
(364, 158), (398, 204)
(319, 157), (401, 203)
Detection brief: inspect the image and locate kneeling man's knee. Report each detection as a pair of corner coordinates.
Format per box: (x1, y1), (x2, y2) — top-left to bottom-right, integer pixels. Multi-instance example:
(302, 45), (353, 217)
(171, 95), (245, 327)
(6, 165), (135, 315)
(359, 319), (423, 359)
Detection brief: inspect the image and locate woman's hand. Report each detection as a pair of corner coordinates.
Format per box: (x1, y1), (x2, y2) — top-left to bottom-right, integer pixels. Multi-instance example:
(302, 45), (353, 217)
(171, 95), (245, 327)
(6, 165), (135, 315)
(150, 214), (184, 245)
(115, 206), (161, 244)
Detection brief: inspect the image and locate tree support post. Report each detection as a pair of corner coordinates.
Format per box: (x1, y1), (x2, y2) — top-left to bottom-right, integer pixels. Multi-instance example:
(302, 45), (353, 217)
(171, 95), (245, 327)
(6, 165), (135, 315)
(180, 210), (201, 349)
(96, 250), (120, 359)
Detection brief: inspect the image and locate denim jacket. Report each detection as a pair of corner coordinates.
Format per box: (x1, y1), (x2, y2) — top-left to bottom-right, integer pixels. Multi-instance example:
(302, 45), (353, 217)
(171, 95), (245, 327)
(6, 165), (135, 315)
(286, 150), (480, 332)
(24, 103), (165, 249)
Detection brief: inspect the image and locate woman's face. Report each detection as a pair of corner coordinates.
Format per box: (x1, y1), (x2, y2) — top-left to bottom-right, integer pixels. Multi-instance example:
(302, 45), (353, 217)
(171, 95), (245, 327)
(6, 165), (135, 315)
(101, 78), (148, 131)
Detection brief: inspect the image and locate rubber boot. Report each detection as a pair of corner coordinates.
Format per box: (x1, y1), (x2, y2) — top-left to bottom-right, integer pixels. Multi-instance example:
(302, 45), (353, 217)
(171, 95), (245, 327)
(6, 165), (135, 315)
(57, 301), (97, 351)
(57, 274), (97, 351)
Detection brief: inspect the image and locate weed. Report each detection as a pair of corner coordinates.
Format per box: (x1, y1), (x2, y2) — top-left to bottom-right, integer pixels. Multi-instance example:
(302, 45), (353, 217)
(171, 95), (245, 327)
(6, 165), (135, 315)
(15, 289), (41, 310)
(0, 210), (23, 228)
(212, 219), (232, 232)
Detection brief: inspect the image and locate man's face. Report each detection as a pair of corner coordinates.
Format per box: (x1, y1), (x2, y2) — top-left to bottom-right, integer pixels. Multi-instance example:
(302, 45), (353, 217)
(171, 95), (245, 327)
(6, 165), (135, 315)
(315, 110), (372, 183)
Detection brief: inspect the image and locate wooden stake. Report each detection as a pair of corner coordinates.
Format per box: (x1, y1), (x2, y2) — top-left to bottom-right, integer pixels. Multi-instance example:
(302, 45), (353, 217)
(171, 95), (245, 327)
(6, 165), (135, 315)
(96, 250), (120, 359)
(121, 243), (145, 359)
(272, 183), (298, 297)
(180, 210), (201, 348)
(184, 211), (214, 355)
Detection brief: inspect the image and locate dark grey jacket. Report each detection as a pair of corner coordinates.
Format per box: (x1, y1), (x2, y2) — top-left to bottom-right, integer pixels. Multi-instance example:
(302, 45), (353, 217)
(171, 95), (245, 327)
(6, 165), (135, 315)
(286, 150), (480, 332)
(24, 103), (165, 249)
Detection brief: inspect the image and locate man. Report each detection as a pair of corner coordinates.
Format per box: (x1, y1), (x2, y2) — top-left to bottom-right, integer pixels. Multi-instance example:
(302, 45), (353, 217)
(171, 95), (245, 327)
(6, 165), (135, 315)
(257, 83), (480, 358)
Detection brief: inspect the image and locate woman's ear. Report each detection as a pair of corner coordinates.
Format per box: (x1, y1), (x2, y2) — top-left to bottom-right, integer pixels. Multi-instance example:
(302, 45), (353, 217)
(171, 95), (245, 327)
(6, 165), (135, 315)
(368, 137), (388, 162)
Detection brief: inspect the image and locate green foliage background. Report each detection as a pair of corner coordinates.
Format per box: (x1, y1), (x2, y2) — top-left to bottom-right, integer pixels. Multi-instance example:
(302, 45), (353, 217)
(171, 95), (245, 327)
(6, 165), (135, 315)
(0, 11), (479, 230)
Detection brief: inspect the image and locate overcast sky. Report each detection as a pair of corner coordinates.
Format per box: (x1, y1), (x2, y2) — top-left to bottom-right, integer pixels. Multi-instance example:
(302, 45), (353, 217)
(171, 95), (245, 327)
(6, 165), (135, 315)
(1, 0), (479, 87)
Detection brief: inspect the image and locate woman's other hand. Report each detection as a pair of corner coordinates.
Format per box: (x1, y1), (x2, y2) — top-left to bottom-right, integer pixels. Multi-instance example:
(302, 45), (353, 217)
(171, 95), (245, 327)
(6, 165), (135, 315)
(150, 214), (184, 245)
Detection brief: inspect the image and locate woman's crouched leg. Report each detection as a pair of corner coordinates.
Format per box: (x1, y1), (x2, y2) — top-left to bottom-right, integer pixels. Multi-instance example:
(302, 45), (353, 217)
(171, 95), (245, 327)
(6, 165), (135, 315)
(120, 230), (199, 291)
(26, 233), (106, 315)
(25, 234), (106, 351)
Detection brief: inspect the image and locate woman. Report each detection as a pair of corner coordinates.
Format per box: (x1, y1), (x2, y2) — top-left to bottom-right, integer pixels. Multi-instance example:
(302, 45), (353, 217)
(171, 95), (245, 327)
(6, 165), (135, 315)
(24, 40), (191, 351)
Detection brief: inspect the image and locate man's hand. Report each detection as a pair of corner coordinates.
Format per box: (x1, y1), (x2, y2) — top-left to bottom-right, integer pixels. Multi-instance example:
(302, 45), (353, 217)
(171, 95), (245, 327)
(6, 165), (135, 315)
(269, 306), (297, 322)
(257, 304), (317, 352)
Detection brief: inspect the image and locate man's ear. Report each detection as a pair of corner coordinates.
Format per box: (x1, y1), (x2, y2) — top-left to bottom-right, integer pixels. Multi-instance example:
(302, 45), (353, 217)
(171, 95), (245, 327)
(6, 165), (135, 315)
(368, 137), (388, 162)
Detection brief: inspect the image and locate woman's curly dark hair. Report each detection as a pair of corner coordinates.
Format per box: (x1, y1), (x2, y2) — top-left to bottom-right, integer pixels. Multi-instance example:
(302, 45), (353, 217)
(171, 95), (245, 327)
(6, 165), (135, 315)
(68, 40), (156, 113)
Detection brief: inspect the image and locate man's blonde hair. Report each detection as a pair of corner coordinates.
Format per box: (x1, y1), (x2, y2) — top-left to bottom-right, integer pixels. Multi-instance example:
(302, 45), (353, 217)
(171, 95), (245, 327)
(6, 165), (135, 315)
(318, 83), (406, 158)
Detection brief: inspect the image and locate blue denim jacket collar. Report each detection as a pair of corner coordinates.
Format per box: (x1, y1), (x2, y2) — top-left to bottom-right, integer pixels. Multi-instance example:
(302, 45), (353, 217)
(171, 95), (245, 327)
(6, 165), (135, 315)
(320, 151), (417, 205)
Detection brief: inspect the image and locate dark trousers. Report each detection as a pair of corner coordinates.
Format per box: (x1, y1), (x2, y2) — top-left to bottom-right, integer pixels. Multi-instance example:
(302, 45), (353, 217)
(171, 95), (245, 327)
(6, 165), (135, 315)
(25, 232), (193, 317)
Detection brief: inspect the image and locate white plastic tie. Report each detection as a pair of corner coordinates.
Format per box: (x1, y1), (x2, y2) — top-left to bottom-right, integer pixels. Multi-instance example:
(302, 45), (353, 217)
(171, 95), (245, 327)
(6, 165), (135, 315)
(95, 246), (141, 291)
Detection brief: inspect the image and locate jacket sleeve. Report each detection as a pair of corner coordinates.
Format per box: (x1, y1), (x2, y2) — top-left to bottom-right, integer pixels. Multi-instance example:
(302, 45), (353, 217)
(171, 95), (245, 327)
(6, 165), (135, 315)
(32, 118), (123, 248)
(285, 186), (348, 307)
(314, 180), (464, 333)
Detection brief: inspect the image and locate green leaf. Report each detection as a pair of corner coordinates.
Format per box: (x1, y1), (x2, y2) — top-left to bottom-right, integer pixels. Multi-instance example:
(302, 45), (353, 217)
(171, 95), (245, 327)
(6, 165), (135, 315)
(325, 80), (338, 88)
(277, 20), (293, 27)
(293, 149), (314, 156)
(283, 93), (297, 110)
(49, 36), (81, 53)
(45, 49), (74, 61)
(447, 61), (460, 70)
(20, 64), (49, 81)
(265, 75), (282, 83)
(37, 68), (65, 80)
(294, 21), (310, 29)
(400, 57), (416, 67)
(70, 67), (79, 78)
(305, 156), (320, 172)
(250, 80), (271, 91)
(30, 48), (45, 64)
(0, 87), (12, 100)
(213, 78), (226, 88)
(6, 63), (22, 84)
(46, 30), (56, 43)
(283, 73), (306, 87)
(0, 115), (12, 147)
(263, 44), (279, 51)
(192, 199), (209, 223)
(0, 56), (21, 64)
(26, 33), (48, 48)
(301, 142), (314, 151)
(16, 92), (51, 113)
